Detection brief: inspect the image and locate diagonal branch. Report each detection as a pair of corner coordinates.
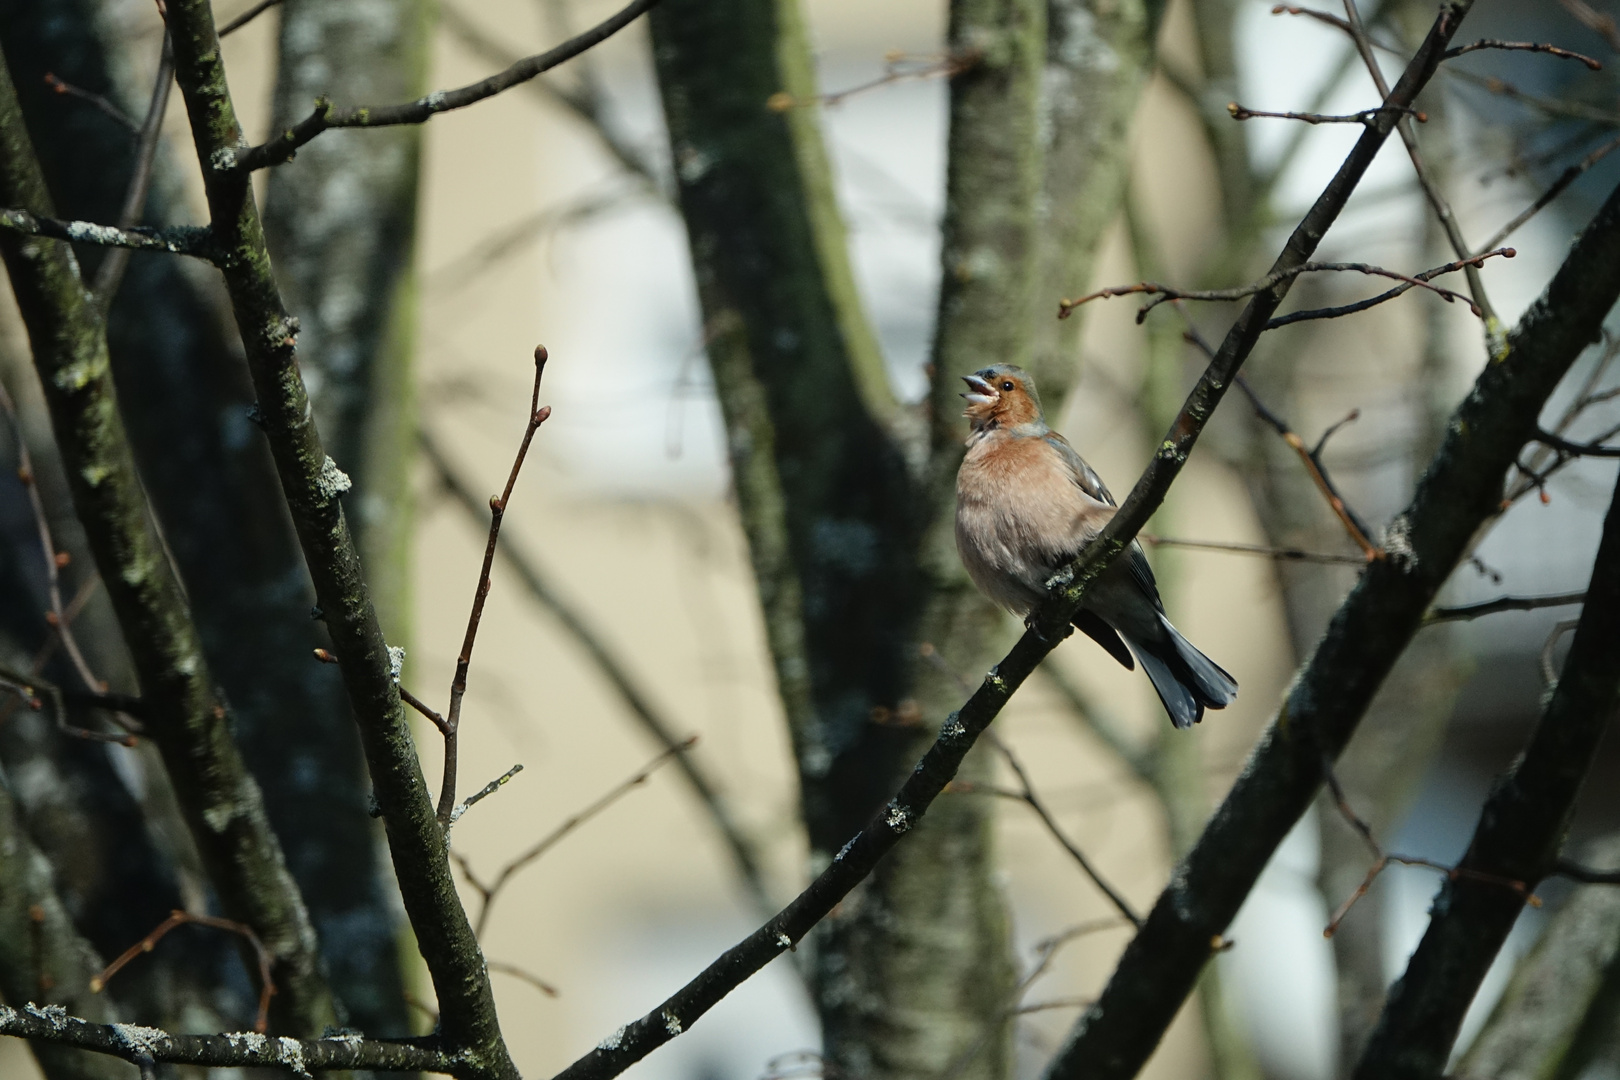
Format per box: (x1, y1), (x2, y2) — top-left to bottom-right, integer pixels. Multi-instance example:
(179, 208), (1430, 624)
(1044, 102), (1620, 1080)
(549, 9), (1470, 1080)
(1352, 456), (1620, 1079)
(235, 0), (662, 171)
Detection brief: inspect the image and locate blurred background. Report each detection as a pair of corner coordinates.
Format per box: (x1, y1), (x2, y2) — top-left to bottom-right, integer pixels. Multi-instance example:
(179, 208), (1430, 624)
(3, 1), (1620, 1079)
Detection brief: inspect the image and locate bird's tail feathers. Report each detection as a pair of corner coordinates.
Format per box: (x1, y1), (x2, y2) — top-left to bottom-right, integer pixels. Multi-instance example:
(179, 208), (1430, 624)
(1127, 618), (1238, 730)
(1134, 647), (1202, 730)
(1163, 615), (1238, 708)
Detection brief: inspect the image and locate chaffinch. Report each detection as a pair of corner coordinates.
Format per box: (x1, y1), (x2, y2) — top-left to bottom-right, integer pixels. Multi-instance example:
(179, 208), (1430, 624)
(954, 364), (1237, 728)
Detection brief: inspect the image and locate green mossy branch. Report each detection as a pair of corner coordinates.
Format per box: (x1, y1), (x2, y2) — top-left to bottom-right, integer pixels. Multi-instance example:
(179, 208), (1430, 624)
(0, 45), (337, 1039)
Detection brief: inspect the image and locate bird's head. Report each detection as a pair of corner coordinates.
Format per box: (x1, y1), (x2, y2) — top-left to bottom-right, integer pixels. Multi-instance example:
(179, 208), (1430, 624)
(961, 365), (1044, 431)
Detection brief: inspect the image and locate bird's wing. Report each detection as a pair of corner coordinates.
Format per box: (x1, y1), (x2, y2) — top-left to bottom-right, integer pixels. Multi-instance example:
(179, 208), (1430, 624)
(1043, 432), (1116, 506)
(1044, 432), (1166, 611)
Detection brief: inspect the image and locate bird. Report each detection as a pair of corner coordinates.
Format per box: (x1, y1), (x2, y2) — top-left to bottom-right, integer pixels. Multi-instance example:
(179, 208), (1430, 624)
(953, 364), (1237, 728)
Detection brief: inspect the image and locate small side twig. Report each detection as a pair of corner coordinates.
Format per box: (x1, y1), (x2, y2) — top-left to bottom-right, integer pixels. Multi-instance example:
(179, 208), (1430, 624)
(974, 733), (1142, 929)
(1266, 249), (1516, 329)
(0, 381), (102, 694)
(766, 49), (980, 111)
(1059, 249), (1514, 323)
(1321, 761), (1538, 939)
(1442, 40), (1602, 69)
(216, 0), (284, 35)
(1479, 134), (1620, 254)
(91, 910), (277, 1033)
(42, 72), (137, 131)
(1424, 590), (1586, 624)
(1534, 427), (1620, 458)
(1226, 102), (1425, 125)
(436, 345), (552, 826)
(1140, 534), (1370, 565)
(486, 959), (560, 998)
(450, 763), (524, 826)
(455, 737), (695, 937)
(91, 33), (176, 309)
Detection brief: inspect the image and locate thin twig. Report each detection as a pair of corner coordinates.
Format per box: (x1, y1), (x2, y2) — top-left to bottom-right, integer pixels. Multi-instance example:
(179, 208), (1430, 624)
(1534, 427), (1620, 458)
(766, 50), (979, 110)
(216, 0), (284, 36)
(42, 73), (137, 131)
(1139, 534), (1370, 564)
(1478, 133), (1620, 254)
(1341, 0), (1499, 326)
(1321, 761), (1538, 939)
(1264, 249), (1516, 329)
(450, 763), (525, 826)
(235, 0), (663, 170)
(1552, 858), (1620, 885)
(399, 685), (450, 736)
(420, 427), (775, 914)
(1059, 250), (1513, 322)
(486, 959), (560, 998)
(0, 381), (101, 692)
(1425, 591), (1586, 624)
(1226, 102), (1425, 125)
(90, 910), (277, 1033)
(455, 737), (695, 937)
(1181, 316), (1381, 557)
(985, 733), (1142, 928)
(0, 209), (215, 258)
(1234, 376), (1381, 558)
(91, 34), (175, 309)
(1443, 39), (1602, 69)
(436, 346), (551, 826)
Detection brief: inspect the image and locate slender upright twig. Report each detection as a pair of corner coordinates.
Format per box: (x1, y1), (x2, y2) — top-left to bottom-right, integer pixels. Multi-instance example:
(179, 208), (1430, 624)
(437, 346), (551, 826)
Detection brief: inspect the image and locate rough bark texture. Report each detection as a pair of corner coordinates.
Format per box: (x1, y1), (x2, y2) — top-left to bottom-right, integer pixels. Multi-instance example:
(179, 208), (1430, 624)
(0, 774), (135, 1080)
(161, 1), (515, 1073)
(0, 0), (412, 1037)
(649, 0), (1037, 1073)
(0, 43), (339, 1039)
(1043, 148), (1620, 1080)
(1460, 837), (1620, 1080)
(1352, 466), (1620, 1078)
(264, 0), (429, 639)
(1027, 0), (1166, 407)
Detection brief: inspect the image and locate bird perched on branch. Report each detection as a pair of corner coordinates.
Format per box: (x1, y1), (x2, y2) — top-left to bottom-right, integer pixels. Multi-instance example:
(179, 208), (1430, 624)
(954, 364), (1237, 728)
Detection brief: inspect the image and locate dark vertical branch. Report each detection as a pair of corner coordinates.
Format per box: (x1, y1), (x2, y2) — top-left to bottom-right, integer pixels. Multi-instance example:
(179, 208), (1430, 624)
(160, 2), (514, 1072)
(0, 0), (412, 1036)
(0, 44), (338, 1038)
(1351, 471), (1620, 1078)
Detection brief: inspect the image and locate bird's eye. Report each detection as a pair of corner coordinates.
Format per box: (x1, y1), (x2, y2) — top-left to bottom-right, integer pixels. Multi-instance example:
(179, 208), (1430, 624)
(1001, 380), (1015, 392)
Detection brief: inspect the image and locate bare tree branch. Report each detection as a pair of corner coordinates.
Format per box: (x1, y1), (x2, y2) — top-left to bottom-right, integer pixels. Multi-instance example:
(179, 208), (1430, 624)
(420, 428), (775, 915)
(1425, 591), (1586, 624)
(235, 0), (662, 171)
(1352, 461), (1620, 1079)
(1045, 104), (1620, 1080)
(0, 1004), (458, 1076)
(550, 9), (1471, 1080)
(161, 0), (516, 1071)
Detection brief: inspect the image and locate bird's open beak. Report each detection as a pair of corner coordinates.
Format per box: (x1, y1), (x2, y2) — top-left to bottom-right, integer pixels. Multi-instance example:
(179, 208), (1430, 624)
(961, 374), (996, 406)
